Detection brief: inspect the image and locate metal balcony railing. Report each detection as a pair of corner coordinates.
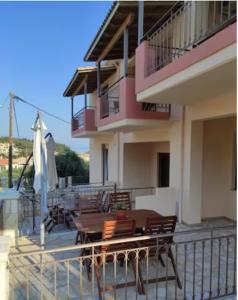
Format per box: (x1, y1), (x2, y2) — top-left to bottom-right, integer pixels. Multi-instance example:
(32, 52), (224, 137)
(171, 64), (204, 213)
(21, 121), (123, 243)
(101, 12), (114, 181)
(144, 1), (236, 75)
(9, 225), (236, 299)
(72, 107), (95, 131)
(100, 78), (121, 119)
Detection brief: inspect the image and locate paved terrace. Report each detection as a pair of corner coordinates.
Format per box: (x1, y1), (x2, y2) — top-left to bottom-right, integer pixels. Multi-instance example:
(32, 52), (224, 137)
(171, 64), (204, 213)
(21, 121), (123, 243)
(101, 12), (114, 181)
(9, 218), (236, 300)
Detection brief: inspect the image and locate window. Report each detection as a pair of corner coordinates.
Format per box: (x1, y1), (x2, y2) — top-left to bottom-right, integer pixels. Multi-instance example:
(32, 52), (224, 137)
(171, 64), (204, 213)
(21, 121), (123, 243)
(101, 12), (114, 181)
(157, 153), (170, 187)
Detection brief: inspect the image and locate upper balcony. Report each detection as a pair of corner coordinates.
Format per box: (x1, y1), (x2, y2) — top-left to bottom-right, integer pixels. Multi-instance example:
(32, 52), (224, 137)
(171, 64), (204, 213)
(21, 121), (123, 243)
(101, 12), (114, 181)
(136, 1), (237, 104)
(63, 66), (116, 138)
(96, 76), (171, 132)
(71, 106), (97, 137)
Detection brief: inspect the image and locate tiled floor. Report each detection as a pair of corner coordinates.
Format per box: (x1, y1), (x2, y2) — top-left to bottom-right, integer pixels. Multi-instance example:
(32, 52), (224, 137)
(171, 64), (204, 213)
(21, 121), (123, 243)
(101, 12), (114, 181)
(10, 218), (236, 300)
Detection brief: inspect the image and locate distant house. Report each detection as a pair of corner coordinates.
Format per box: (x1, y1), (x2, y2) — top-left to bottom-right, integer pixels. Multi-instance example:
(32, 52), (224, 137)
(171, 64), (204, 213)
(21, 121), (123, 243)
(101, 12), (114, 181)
(0, 159), (8, 171)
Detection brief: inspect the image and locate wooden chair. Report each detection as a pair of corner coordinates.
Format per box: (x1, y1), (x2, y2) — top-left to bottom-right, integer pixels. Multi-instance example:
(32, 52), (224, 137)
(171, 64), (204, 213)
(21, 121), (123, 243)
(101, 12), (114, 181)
(109, 192), (131, 212)
(76, 193), (102, 214)
(139, 215), (182, 289)
(45, 205), (71, 233)
(94, 219), (145, 298)
(74, 193), (103, 245)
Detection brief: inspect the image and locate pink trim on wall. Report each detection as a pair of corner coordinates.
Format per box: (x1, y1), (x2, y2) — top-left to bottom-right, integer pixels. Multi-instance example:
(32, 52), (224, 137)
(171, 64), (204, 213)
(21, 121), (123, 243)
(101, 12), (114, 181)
(71, 108), (97, 137)
(135, 22), (237, 94)
(96, 77), (170, 128)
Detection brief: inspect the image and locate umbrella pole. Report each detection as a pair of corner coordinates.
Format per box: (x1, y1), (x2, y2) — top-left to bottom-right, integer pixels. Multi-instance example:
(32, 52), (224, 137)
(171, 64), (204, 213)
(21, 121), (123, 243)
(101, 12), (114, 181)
(39, 113), (47, 249)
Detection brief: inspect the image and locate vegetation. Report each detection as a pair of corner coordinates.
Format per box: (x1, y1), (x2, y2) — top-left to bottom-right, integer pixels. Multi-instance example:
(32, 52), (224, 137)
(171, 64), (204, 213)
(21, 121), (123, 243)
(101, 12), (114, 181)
(0, 137), (89, 187)
(0, 136), (71, 158)
(55, 149), (89, 184)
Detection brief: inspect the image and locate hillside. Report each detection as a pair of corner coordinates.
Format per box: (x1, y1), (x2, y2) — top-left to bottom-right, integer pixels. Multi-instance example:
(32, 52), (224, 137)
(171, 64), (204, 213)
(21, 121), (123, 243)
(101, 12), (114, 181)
(0, 136), (71, 158)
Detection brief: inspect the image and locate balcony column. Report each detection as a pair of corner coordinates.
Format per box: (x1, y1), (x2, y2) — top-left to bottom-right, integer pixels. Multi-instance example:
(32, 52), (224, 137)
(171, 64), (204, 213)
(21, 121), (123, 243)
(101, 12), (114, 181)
(71, 96), (74, 118)
(97, 61), (101, 96)
(84, 81), (87, 109)
(123, 27), (128, 77)
(138, 0), (144, 45)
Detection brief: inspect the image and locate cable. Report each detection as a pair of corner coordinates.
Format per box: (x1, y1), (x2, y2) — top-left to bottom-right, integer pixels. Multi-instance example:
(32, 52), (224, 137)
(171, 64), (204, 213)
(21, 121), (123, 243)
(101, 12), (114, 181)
(13, 102), (20, 137)
(13, 94), (70, 124)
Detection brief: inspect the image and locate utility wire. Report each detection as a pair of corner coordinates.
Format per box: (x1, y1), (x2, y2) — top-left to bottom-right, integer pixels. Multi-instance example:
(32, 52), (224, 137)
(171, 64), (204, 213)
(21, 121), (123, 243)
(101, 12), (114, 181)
(13, 102), (20, 137)
(13, 94), (70, 124)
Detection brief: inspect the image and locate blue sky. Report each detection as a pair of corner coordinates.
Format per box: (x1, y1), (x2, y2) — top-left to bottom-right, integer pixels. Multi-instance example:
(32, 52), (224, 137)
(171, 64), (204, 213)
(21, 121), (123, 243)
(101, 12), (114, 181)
(0, 1), (112, 152)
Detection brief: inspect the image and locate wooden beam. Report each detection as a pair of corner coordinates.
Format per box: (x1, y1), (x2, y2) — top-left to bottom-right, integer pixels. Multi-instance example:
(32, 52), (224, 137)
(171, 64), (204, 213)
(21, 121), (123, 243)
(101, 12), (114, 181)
(97, 13), (134, 62)
(123, 27), (129, 76)
(138, 0), (144, 45)
(84, 81), (87, 108)
(72, 74), (88, 96)
(97, 61), (101, 97)
(71, 97), (74, 118)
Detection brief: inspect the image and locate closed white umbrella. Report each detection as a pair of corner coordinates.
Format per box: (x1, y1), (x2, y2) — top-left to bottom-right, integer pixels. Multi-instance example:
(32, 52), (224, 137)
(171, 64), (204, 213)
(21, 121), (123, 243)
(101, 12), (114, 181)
(32, 112), (48, 248)
(46, 135), (58, 191)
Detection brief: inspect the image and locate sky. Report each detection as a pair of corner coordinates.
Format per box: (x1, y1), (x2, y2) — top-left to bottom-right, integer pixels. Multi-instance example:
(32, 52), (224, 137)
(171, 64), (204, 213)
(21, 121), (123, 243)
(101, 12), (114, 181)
(0, 1), (112, 152)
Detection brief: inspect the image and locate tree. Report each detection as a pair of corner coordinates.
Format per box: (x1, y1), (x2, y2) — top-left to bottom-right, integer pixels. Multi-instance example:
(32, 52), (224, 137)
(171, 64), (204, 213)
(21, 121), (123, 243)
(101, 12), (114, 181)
(55, 149), (89, 184)
(24, 149), (89, 187)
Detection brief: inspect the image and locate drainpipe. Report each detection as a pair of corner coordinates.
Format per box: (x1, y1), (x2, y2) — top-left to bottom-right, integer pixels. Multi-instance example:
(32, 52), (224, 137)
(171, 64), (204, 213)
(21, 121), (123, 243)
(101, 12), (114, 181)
(179, 105), (185, 223)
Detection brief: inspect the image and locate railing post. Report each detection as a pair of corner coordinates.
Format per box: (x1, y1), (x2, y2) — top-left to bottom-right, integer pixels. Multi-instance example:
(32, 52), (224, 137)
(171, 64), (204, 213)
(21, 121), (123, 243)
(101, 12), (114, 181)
(123, 27), (129, 77)
(113, 182), (117, 194)
(138, 0), (144, 45)
(0, 236), (12, 300)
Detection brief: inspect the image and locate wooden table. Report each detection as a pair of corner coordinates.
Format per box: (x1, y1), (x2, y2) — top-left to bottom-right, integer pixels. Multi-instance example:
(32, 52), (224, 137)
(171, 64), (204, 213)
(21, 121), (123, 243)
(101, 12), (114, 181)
(73, 209), (162, 236)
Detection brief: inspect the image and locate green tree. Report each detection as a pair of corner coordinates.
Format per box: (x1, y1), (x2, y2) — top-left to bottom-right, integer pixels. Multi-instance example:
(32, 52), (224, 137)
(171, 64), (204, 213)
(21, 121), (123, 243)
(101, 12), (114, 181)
(55, 149), (89, 184)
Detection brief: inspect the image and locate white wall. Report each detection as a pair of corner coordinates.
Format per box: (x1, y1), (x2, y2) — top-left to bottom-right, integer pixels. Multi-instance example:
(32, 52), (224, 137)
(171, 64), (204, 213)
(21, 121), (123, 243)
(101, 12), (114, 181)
(182, 91), (236, 224)
(122, 141), (170, 189)
(89, 133), (120, 184)
(202, 116), (236, 220)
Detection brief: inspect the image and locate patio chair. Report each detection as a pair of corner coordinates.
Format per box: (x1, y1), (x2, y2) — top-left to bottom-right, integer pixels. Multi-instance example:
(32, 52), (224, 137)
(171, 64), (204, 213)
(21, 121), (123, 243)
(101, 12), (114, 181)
(139, 215), (182, 289)
(74, 193), (103, 245)
(94, 219), (145, 298)
(108, 192), (131, 212)
(45, 205), (71, 233)
(74, 193), (102, 214)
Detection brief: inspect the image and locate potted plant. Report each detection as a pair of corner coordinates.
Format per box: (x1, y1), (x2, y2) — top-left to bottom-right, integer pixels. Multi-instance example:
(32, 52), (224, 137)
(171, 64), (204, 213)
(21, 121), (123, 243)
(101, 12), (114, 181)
(115, 203), (128, 220)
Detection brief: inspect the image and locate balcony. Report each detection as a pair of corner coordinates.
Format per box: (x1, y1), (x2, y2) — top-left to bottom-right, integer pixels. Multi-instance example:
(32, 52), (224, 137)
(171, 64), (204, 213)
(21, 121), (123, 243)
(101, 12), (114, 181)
(136, 1), (237, 104)
(71, 107), (97, 137)
(96, 76), (171, 131)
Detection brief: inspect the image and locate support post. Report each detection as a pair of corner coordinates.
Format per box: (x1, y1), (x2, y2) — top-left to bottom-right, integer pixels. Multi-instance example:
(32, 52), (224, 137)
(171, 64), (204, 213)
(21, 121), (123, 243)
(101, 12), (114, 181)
(97, 61), (101, 97)
(71, 97), (74, 119)
(138, 0), (144, 45)
(8, 93), (14, 188)
(123, 27), (129, 77)
(84, 81), (87, 109)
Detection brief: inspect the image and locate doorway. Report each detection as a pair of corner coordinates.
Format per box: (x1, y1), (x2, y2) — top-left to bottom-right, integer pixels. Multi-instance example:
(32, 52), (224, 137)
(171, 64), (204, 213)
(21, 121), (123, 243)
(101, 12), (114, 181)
(158, 153), (170, 187)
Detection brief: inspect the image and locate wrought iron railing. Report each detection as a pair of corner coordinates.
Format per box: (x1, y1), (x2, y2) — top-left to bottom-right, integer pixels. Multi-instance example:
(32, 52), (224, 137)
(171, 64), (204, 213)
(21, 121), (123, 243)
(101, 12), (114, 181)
(72, 106), (95, 131)
(142, 103), (171, 113)
(18, 183), (117, 235)
(100, 78), (121, 119)
(145, 1), (237, 75)
(9, 225), (236, 300)
(18, 185), (156, 235)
